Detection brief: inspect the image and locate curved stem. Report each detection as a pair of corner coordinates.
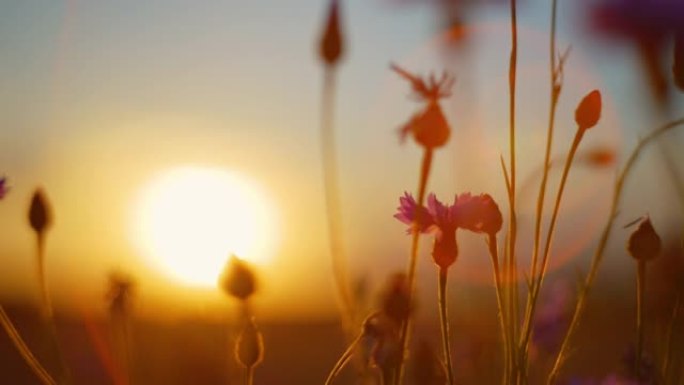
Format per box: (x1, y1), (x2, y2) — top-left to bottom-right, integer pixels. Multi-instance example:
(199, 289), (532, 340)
(437, 268), (455, 385)
(324, 334), (362, 385)
(547, 117), (684, 384)
(321, 67), (355, 334)
(395, 148), (434, 385)
(0, 306), (57, 385)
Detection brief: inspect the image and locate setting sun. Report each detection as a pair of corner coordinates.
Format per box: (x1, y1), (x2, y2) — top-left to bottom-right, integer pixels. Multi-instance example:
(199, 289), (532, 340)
(132, 166), (278, 288)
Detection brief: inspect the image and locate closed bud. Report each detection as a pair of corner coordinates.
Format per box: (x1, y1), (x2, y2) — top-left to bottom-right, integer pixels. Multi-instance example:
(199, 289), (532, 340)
(318, 0), (344, 66)
(29, 188), (52, 234)
(219, 255), (257, 301)
(575, 90), (602, 130)
(409, 102), (451, 149)
(674, 33), (684, 91)
(627, 218), (661, 262)
(235, 317), (264, 369)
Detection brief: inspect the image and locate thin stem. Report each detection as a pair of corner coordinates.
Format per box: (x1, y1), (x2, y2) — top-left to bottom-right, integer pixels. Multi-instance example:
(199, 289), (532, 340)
(662, 293), (681, 382)
(246, 366), (255, 385)
(321, 67), (355, 333)
(437, 267), (455, 385)
(507, 0), (520, 379)
(519, 128), (585, 370)
(35, 232), (73, 385)
(324, 334), (362, 385)
(547, 118), (684, 384)
(486, 234), (510, 385)
(0, 305), (57, 385)
(635, 260), (646, 374)
(395, 148), (434, 385)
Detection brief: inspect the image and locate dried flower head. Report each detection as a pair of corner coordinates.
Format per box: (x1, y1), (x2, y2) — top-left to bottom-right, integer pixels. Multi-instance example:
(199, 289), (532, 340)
(235, 317), (264, 369)
(575, 90), (602, 130)
(627, 217), (661, 262)
(219, 255), (257, 301)
(106, 272), (135, 318)
(29, 188), (52, 234)
(380, 273), (411, 325)
(0, 177), (8, 199)
(675, 33), (684, 91)
(319, 0), (344, 66)
(392, 64), (454, 149)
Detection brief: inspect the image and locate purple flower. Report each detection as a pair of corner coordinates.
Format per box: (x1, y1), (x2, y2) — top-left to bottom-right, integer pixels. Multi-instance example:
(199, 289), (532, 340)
(454, 192), (503, 235)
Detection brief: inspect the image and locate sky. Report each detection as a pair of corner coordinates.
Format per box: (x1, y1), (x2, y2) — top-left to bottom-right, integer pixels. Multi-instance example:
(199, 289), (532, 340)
(0, 0), (682, 321)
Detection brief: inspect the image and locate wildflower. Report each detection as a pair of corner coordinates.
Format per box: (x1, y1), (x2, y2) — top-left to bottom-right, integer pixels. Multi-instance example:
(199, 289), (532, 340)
(235, 317), (264, 369)
(0, 177), (8, 199)
(575, 90), (602, 131)
(219, 255), (257, 301)
(394, 192), (434, 234)
(318, 0), (344, 66)
(627, 217), (661, 261)
(392, 64), (454, 149)
(454, 193), (503, 236)
(29, 188), (52, 235)
(674, 33), (684, 91)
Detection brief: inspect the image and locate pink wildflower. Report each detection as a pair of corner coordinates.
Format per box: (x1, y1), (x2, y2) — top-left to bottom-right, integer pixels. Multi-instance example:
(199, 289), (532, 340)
(394, 192), (434, 234)
(455, 193), (503, 236)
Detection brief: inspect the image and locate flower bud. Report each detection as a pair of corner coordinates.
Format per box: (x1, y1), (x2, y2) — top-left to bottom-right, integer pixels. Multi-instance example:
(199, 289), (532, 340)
(29, 188), (52, 234)
(0, 177), (8, 199)
(402, 102), (451, 149)
(235, 317), (264, 369)
(627, 218), (661, 262)
(219, 255), (257, 301)
(318, 0), (344, 66)
(575, 90), (602, 130)
(432, 230), (458, 269)
(674, 33), (684, 91)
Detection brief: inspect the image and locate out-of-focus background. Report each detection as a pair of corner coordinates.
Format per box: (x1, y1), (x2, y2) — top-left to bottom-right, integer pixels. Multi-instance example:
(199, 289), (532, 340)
(0, 0), (683, 384)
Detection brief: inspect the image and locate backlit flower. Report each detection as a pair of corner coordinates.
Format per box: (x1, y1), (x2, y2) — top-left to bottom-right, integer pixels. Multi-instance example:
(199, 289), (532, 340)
(392, 64), (454, 149)
(394, 192), (434, 234)
(454, 193), (503, 236)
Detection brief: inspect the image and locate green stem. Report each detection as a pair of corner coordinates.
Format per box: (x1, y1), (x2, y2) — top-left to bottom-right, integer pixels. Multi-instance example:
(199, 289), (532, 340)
(438, 267), (455, 385)
(321, 66), (355, 334)
(547, 118), (684, 384)
(635, 260), (646, 375)
(395, 148), (434, 385)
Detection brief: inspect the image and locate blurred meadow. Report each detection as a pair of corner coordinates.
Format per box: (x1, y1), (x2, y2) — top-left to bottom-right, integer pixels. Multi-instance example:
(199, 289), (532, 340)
(0, 0), (683, 384)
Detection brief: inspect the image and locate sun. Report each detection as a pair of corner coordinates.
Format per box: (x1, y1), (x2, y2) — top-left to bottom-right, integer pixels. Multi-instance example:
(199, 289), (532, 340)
(132, 166), (278, 288)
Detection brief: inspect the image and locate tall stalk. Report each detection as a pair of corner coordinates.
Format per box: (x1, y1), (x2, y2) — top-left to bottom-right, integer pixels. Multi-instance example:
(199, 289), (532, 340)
(486, 234), (510, 385)
(547, 118), (684, 384)
(635, 260), (646, 372)
(437, 268), (455, 385)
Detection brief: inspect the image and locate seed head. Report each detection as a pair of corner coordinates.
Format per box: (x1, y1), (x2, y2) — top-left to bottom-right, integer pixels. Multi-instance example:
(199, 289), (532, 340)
(627, 217), (661, 262)
(219, 255), (257, 301)
(29, 188), (52, 234)
(319, 0), (344, 66)
(575, 90), (602, 130)
(235, 317), (264, 369)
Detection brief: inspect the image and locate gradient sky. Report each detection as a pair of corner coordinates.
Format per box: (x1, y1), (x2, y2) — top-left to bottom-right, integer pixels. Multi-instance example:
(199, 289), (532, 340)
(0, 0), (682, 321)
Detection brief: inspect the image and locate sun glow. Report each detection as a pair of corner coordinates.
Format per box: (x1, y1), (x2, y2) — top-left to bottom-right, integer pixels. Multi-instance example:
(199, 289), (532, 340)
(132, 167), (278, 287)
